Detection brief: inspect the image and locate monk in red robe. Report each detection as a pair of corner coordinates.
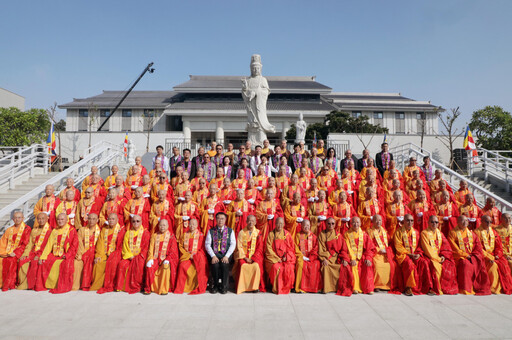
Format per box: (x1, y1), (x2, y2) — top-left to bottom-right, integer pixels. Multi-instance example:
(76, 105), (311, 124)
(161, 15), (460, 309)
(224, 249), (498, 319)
(82, 174), (107, 205)
(481, 197), (502, 226)
(56, 190), (79, 228)
(92, 214), (126, 293)
(226, 189), (252, 234)
(149, 189), (175, 234)
(75, 186), (101, 229)
(294, 219), (322, 293)
(174, 219), (208, 294)
(144, 219), (179, 295)
(255, 188), (283, 240)
(58, 177), (81, 202)
(284, 192), (307, 239)
(198, 184), (221, 234)
(308, 190), (332, 235)
(265, 217), (296, 294)
(33, 184), (60, 228)
(494, 213), (512, 273)
(124, 187), (151, 230)
(73, 213), (100, 291)
(318, 218), (343, 293)
(114, 215), (150, 294)
(435, 190), (459, 235)
(103, 165), (119, 189)
(82, 165), (104, 189)
(408, 190), (433, 232)
(0, 210), (30, 291)
(99, 188), (125, 227)
(174, 190), (200, 239)
(368, 215), (397, 292)
(35, 213), (78, 294)
(332, 191), (357, 234)
(17, 213), (52, 290)
(447, 215), (491, 295)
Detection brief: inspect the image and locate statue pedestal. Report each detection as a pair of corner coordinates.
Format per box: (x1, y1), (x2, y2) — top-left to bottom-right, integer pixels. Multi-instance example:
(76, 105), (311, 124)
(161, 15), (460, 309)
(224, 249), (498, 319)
(247, 123), (267, 147)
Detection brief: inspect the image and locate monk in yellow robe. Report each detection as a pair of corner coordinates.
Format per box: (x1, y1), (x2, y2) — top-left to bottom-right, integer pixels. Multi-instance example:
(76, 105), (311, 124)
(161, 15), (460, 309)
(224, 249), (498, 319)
(56, 190), (78, 228)
(99, 188), (124, 227)
(318, 218), (343, 293)
(193, 177), (209, 204)
(226, 189), (252, 235)
(368, 214), (396, 292)
(149, 189), (175, 234)
(72, 213), (100, 291)
(82, 165), (104, 189)
(174, 191), (200, 239)
(198, 184), (221, 234)
(284, 192), (307, 239)
(144, 220), (179, 295)
(75, 186), (101, 229)
(0, 210), (31, 291)
(494, 213), (512, 272)
(103, 165), (119, 189)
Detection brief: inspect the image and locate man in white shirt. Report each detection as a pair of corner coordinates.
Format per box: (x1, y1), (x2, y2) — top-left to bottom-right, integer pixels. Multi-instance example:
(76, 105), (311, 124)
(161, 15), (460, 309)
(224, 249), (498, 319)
(250, 145), (263, 175)
(152, 145), (169, 173)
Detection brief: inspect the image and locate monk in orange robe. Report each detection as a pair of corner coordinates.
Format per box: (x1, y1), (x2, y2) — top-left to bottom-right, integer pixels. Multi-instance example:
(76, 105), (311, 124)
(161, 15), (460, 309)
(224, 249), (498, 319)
(232, 169), (248, 191)
(408, 190), (433, 232)
(226, 189), (252, 234)
(420, 215), (458, 295)
(308, 190), (332, 235)
(447, 215), (491, 295)
(0, 210), (30, 290)
(126, 165), (143, 193)
(139, 175), (152, 200)
(494, 213), (512, 272)
(174, 219), (208, 294)
(33, 184), (60, 228)
(82, 165), (104, 189)
(58, 177), (81, 202)
(56, 190), (78, 228)
(294, 219), (322, 293)
(115, 176), (133, 203)
(218, 177), (235, 203)
(75, 186), (101, 229)
(475, 215), (512, 294)
(328, 178), (351, 207)
(393, 214), (432, 296)
(72, 213), (100, 291)
(318, 218), (343, 293)
(99, 188), (125, 227)
(174, 172), (192, 204)
(209, 167), (225, 191)
(402, 157), (423, 184)
(255, 188), (283, 240)
(193, 177), (209, 204)
(281, 174), (305, 209)
(82, 174), (107, 205)
(149, 189), (175, 234)
(317, 167), (334, 192)
(385, 190), (411, 238)
(17, 213), (52, 290)
(434, 190), (459, 235)
(190, 167), (206, 192)
(103, 165), (119, 189)
(35, 213), (78, 294)
(144, 219), (179, 295)
(114, 215), (150, 294)
(265, 217), (296, 294)
(174, 190), (200, 239)
(244, 178), (262, 210)
(199, 183), (222, 234)
(275, 165), (290, 193)
(332, 191), (357, 234)
(368, 215), (396, 292)
(482, 197), (502, 226)
(233, 215), (265, 294)
(459, 193), (482, 230)
(358, 187), (384, 232)
(123, 187), (151, 230)
(298, 167), (312, 192)
(284, 192), (307, 239)
(127, 156), (148, 177)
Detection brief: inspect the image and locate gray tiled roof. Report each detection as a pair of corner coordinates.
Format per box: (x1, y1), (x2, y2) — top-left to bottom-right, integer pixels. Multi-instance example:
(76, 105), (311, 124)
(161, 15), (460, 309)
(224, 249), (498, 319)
(331, 102), (438, 110)
(59, 91), (176, 109)
(166, 99), (337, 111)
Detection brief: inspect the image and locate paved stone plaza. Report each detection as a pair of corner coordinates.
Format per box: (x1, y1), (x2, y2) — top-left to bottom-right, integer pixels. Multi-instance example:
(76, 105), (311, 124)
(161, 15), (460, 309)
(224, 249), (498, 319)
(0, 291), (511, 339)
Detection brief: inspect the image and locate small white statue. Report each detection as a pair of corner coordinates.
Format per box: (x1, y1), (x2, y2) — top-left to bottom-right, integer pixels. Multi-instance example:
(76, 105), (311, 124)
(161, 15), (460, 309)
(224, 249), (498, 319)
(127, 139), (136, 163)
(295, 112), (307, 143)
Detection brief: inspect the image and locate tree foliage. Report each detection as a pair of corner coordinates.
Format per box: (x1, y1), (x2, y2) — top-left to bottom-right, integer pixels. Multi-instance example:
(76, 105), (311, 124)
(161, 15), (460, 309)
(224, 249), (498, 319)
(286, 111), (387, 140)
(0, 107), (51, 146)
(469, 105), (512, 150)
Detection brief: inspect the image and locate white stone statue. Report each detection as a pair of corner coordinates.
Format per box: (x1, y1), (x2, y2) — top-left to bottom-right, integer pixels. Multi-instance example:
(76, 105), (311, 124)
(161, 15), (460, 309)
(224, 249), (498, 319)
(127, 139), (136, 163)
(242, 54), (275, 146)
(295, 112), (307, 143)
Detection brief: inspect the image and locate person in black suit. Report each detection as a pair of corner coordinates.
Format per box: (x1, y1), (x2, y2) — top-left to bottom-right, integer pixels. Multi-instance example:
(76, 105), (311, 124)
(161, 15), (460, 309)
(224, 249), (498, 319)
(339, 149), (359, 173)
(375, 142), (393, 176)
(356, 149), (372, 171)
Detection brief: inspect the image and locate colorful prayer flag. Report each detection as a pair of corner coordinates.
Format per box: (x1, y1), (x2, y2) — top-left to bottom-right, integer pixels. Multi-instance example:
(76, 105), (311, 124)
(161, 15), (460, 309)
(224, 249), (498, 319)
(383, 133), (388, 143)
(124, 132), (128, 158)
(46, 121), (57, 162)
(463, 126), (479, 164)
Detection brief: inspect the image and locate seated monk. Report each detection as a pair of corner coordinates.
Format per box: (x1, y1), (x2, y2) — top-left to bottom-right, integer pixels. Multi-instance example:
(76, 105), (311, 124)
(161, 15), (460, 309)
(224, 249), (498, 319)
(253, 165), (269, 193)
(114, 215), (150, 294)
(453, 180), (472, 207)
(481, 197), (502, 226)
(58, 177), (81, 202)
(139, 175), (152, 200)
(281, 174), (305, 209)
(100, 188), (125, 227)
(199, 184), (222, 234)
(429, 169), (452, 195)
(255, 188), (283, 240)
(174, 190), (200, 239)
(171, 166), (184, 188)
(17, 213), (52, 290)
(174, 219), (208, 294)
(294, 219), (322, 293)
(318, 218), (343, 293)
(317, 166), (334, 192)
(432, 179), (455, 205)
(368, 215), (396, 292)
(494, 213), (512, 273)
(275, 165), (290, 193)
(332, 191), (357, 234)
(284, 192), (307, 239)
(33, 184), (60, 228)
(125, 165), (142, 194)
(384, 163), (403, 184)
(298, 167), (312, 192)
(393, 214), (433, 296)
(226, 189), (252, 235)
(405, 178), (425, 204)
(82, 165), (104, 189)
(103, 165), (119, 189)
(406, 169), (427, 194)
(294, 159), (314, 179)
(72, 213), (100, 291)
(150, 173), (174, 204)
(408, 190), (433, 232)
(83, 174), (107, 205)
(233, 215), (265, 294)
(265, 217), (296, 295)
(402, 156), (423, 184)
(144, 220), (179, 295)
(149, 189), (175, 234)
(358, 173), (382, 203)
(0, 210), (30, 291)
(447, 216), (491, 295)
(114, 176), (132, 203)
(75, 186), (101, 229)
(338, 217), (375, 296)
(308, 190), (332, 235)
(127, 156), (148, 177)
(358, 187), (384, 232)
(474, 215), (512, 295)
(339, 168), (357, 207)
(55, 190), (78, 228)
(232, 169), (248, 191)
(328, 178), (351, 207)
(123, 187), (151, 230)
(459, 193), (482, 230)
(149, 167), (164, 185)
(262, 177), (280, 202)
(218, 177), (235, 204)
(190, 167), (206, 192)
(174, 171), (192, 205)
(35, 213), (78, 294)
(384, 179), (402, 205)
(434, 190), (459, 235)
(385, 190), (411, 238)
(91, 213), (126, 293)
(245, 178), (262, 210)
(360, 158), (382, 182)
(193, 177), (210, 204)
(209, 167), (225, 192)
(420, 215), (458, 295)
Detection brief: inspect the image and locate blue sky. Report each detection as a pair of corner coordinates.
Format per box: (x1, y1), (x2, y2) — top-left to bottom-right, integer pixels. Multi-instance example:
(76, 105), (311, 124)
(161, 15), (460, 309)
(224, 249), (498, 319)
(1, 0), (511, 129)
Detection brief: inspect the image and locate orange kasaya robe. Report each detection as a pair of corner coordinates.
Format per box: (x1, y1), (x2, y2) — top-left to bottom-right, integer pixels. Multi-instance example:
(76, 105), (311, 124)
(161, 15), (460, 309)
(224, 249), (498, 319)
(82, 183), (107, 205)
(368, 227), (397, 291)
(93, 224), (126, 293)
(150, 182), (174, 204)
(408, 199), (433, 232)
(149, 200), (175, 234)
(284, 203), (307, 239)
(199, 196), (222, 234)
(385, 202), (411, 238)
(358, 199), (384, 232)
(17, 223), (52, 290)
(114, 226), (150, 294)
(434, 202), (459, 236)
(233, 228), (265, 294)
(459, 204), (482, 230)
(75, 197), (101, 229)
(55, 201), (78, 228)
(226, 199), (252, 235)
(34, 195), (60, 228)
(0, 223), (31, 291)
(35, 224), (78, 294)
(144, 230), (179, 295)
(174, 230), (208, 295)
(99, 198), (125, 227)
(308, 201), (332, 235)
(193, 187), (209, 205)
(265, 229), (296, 294)
(332, 201), (357, 234)
(281, 185), (305, 209)
(255, 200), (283, 240)
(294, 231), (322, 293)
(494, 224), (512, 272)
(174, 201), (200, 239)
(72, 225), (100, 291)
(123, 198), (151, 229)
(58, 186), (81, 202)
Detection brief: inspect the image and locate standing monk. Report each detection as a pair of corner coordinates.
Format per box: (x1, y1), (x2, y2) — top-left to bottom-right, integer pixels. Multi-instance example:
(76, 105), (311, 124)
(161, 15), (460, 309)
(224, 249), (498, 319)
(34, 184), (60, 228)
(115, 215), (150, 294)
(72, 213), (100, 291)
(144, 219), (179, 295)
(35, 213), (78, 294)
(318, 218), (343, 293)
(294, 219), (322, 293)
(0, 211), (30, 290)
(265, 217), (296, 294)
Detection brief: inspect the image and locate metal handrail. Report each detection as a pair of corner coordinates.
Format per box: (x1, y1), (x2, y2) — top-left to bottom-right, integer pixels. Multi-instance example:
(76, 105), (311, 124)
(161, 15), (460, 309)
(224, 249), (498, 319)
(473, 149), (512, 193)
(0, 141), (123, 232)
(389, 142), (512, 212)
(0, 144), (50, 190)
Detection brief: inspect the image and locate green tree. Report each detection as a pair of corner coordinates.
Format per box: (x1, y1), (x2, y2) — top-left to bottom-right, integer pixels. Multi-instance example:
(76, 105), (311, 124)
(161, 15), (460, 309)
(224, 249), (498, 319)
(469, 106), (512, 150)
(0, 107), (51, 146)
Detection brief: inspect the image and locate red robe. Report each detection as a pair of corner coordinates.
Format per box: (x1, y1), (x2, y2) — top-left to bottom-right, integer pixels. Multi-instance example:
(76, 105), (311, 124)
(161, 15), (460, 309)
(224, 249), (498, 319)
(114, 228), (150, 294)
(295, 232), (322, 293)
(226, 200), (252, 234)
(265, 229), (296, 294)
(96, 227), (127, 294)
(174, 231), (208, 295)
(234, 229), (266, 292)
(0, 224), (31, 291)
(17, 223), (52, 290)
(144, 231), (180, 294)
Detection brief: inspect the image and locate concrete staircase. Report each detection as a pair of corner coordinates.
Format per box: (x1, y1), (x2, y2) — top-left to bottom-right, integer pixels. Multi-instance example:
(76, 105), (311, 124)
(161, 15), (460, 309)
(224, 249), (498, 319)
(0, 172), (57, 227)
(470, 174), (512, 208)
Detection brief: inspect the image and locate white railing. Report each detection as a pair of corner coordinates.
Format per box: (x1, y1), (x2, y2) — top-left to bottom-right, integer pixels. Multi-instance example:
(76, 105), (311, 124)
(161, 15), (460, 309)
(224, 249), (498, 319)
(0, 144), (50, 190)
(390, 143), (512, 213)
(0, 141), (123, 232)
(471, 149), (512, 193)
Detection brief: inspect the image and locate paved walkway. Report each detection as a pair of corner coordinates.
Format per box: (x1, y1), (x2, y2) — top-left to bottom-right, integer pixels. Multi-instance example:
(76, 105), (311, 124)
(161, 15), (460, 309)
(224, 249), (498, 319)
(0, 290), (511, 339)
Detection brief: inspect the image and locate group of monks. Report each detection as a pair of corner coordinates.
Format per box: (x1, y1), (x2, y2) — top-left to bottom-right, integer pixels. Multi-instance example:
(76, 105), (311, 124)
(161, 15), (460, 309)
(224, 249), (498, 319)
(0, 140), (511, 297)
